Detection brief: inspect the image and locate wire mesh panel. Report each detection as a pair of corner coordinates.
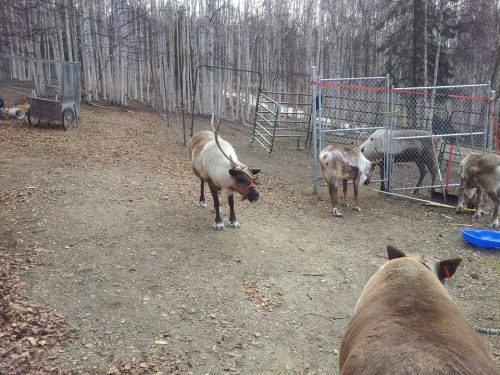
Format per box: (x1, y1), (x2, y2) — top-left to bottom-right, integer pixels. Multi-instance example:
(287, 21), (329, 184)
(252, 91), (312, 152)
(388, 84), (491, 200)
(311, 75), (390, 192)
(0, 55), (81, 120)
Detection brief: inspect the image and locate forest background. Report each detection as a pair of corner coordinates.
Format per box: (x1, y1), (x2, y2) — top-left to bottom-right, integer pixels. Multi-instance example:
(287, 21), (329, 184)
(0, 0), (499, 121)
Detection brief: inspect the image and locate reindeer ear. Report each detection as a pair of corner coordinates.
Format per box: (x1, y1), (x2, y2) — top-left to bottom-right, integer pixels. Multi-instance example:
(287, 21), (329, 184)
(387, 245), (406, 260)
(229, 169), (239, 177)
(437, 257), (462, 280)
(251, 169), (261, 176)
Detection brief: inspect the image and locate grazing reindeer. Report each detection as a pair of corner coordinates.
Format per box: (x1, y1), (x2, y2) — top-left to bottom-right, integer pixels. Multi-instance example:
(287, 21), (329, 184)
(188, 117), (260, 229)
(339, 245), (498, 375)
(318, 144), (375, 217)
(456, 152), (500, 228)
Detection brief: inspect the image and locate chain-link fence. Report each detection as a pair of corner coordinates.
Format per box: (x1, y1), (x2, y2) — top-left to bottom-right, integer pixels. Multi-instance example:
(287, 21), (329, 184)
(311, 73), (390, 193)
(0, 55), (80, 120)
(311, 73), (494, 201)
(388, 84), (492, 201)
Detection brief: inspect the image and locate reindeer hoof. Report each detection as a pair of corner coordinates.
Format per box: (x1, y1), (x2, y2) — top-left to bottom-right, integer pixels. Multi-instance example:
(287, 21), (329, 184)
(198, 201), (206, 208)
(213, 222), (225, 230)
(456, 204), (464, 214)
(332, 208), (343, 217)
(473, 211), (482, 219)
(489, 220), (499, 228)
(340, 201), (349, 207)
(229, 221), (241, 229)
(352, 206), (361, 212)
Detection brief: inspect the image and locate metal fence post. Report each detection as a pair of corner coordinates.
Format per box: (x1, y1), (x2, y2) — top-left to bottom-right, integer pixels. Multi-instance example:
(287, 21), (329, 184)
(311, 66), (319, 195)
(490, 89), (497, 153)
(384, 75), (391, 189)
(387, 89), (394, 192)
(486, 81), (492, 152)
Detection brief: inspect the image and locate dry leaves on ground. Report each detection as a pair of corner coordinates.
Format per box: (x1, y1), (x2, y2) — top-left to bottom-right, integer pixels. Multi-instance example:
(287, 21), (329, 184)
(0, 253), (68, 374)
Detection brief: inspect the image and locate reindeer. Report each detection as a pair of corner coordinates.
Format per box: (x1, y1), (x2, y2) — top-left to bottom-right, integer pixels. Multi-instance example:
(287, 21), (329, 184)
(360, 129), (442, 193)
(188, 117), (260, 229)
(456, 152), (500, 228)
(318, 144), (376, 217)
(339, 245), (497, 375)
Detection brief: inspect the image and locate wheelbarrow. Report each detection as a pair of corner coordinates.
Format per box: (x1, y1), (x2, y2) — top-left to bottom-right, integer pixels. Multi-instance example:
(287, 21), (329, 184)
(27, 96), (78, 130)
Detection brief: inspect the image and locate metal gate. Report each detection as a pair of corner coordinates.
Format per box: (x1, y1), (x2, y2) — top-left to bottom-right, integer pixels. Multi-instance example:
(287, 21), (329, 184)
(311, 69), (390, 193)
(310, 70), (493, 202)
(387, 84), (492, 199)
(189, 65), (262, 145)
(251, 91), (312, 152)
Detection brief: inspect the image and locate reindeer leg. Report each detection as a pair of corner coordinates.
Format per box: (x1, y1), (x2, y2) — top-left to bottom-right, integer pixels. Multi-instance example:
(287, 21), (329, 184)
(379, 159), (386, 191)
(198, 180), (206, 208)
(352, 176), (361, 212)
(209, 183), (224, 230)
(456, 181), (466, 213)
(228, 194), (240, 228)
(341, 180), (349, 207)
(329, 180), (342, 217)
(428, 159), (438, 193)
(488, 196), (499, 228)
(412, 161), (426, 194)
(473, 187), (483, 219)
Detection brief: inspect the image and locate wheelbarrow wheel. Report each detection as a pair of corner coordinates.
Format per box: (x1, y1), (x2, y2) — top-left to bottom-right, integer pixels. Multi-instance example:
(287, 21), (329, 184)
(27, 108), (40, 126)
(62, 108), (75, 131)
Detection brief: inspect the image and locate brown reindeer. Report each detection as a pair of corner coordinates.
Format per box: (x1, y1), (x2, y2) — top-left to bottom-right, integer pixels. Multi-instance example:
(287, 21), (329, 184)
(339, 245), (497, 375)
(318, 144), (376, 217)
(456, 152), (500, 228)
(188, 117), (260, 229)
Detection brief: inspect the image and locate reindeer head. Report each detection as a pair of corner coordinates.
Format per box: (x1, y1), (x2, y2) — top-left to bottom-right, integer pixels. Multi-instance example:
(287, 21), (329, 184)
(362, 156), (383, 186)
(360, 130), (385, 161)
(212, 114), (261, 202)
(229, 167), (260, 202)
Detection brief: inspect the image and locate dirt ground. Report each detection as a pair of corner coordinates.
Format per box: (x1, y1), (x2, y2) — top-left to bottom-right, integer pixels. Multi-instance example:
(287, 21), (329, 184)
(0, 95), (499, 374)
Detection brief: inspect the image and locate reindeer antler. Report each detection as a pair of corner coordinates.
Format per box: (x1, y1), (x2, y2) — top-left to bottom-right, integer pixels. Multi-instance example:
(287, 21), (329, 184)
(212, 113), (238, 169)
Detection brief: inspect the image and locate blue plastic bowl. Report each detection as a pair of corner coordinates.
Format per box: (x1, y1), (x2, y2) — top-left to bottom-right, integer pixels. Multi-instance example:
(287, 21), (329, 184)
(461, 229), (500, 250)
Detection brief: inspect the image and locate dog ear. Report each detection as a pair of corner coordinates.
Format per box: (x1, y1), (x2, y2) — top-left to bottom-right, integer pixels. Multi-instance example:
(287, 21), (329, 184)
(251, 169), (261, 176)
(437, 257), (462, 281)
(387, 245), (406, 260)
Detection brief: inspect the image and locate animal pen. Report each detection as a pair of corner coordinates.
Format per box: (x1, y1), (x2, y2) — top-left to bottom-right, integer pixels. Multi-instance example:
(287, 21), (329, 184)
(184, 64), (494, 206)
(0, 55), (81, 130)
(187, 65), (313, 153)
(311, 72), (494, 203)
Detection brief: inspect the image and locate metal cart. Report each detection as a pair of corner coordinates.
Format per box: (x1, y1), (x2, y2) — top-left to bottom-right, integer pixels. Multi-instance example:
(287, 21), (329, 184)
(28, 94), (79, 130)
(22, 58), (81, 130)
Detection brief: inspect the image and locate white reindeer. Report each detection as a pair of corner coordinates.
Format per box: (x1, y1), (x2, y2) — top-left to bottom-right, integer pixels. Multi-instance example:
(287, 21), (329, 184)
(188, 117), (260, 229)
